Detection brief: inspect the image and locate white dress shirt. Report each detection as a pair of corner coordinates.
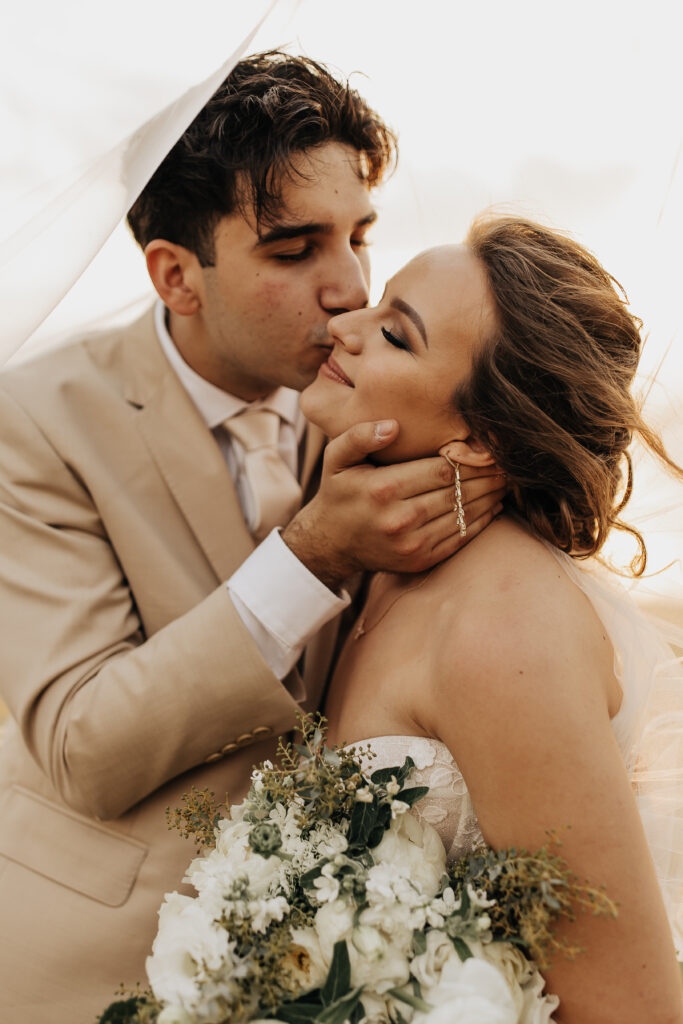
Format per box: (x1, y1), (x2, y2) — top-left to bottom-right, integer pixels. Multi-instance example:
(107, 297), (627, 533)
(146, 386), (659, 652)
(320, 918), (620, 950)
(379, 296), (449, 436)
(154, 301), (350, 682)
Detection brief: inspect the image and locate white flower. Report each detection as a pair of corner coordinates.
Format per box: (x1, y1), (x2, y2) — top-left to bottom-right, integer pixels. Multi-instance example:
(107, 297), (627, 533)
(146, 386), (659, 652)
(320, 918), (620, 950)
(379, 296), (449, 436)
(349, 932), (411, 993)
(157, 1006), (193, 1024)
(284, 927), (329, 992)
(414, 956), (518, 1024)
(391, 799), (411, 818)
(314, 900), (355, 963)
(466, 882), (497, 911)
(146, 892), (233, 1008)
(358, 902), (417, 958)
(386, 776), (401, 797)
(312, 867), (341, 904)
(248, 895), (290, 933)
(316, 829), (348, 859)
(355, 786), (374, 803)
(372, 813), (446, 900)
(351, 924), (387, 960)
(468, 940), (559, 1023)
(410, 929), (459, 989)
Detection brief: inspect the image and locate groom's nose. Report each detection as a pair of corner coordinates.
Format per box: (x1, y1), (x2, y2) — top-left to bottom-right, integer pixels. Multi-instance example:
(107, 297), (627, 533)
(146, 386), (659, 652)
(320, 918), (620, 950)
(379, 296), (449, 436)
(320, 246), (370, 315)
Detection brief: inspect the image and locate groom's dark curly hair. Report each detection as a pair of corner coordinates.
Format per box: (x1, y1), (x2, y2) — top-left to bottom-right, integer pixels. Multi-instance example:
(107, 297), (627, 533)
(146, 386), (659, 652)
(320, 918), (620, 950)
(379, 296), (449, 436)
(127, 51), (397, 266)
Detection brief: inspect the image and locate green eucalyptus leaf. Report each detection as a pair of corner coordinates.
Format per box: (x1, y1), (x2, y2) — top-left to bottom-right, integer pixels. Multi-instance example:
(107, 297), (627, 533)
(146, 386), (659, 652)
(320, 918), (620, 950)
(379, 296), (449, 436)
(275, 1001), (324, 1023)
(348, 798), (378, 847)
(349, 1001), (365, 1024)
(367, 824), (386, 848)
(317, 988), (364, 1024)
(376, 802), (392, 829)
(321, 940), (351, 1005)
(459, 883), (471, 915)
(451, 936), (473, 962)
(370, 765), (403, 785)
(299, 859), (329, 888)
(387, 987), (432, 1013)
(396, 786), (429, 808)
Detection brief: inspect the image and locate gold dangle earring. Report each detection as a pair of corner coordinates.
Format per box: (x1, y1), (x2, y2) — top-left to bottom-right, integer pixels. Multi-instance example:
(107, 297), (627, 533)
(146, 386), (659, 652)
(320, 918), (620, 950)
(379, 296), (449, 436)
(443, 453), (467, 537)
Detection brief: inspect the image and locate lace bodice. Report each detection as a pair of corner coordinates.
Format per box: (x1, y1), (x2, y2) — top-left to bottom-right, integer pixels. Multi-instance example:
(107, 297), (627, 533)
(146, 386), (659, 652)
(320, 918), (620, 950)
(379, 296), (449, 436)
(356, 734), (484, 864)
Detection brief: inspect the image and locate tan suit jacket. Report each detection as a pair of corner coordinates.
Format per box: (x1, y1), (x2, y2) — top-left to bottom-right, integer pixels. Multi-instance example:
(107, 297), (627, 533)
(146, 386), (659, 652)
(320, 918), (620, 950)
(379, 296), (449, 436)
(0, 309), (337, 1023)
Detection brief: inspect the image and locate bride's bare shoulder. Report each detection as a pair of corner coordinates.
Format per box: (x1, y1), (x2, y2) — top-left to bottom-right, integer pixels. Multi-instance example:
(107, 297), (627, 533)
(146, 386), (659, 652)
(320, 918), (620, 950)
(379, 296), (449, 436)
(426, 515), (614, 708)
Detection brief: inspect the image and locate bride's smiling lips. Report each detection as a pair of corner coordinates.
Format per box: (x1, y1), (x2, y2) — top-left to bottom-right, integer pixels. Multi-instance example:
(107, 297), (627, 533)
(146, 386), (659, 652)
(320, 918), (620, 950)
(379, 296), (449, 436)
(320, 354), (354, 387)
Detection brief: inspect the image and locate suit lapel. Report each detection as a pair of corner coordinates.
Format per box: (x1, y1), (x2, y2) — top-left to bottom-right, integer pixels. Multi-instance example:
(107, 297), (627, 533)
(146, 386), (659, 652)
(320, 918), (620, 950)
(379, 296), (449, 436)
(122, 311), (255, 582)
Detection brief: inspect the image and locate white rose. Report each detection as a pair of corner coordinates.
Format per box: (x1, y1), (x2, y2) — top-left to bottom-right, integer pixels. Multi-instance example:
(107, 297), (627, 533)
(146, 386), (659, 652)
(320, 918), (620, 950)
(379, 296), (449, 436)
(372, 813), (446, 899)
(351, 924), (387, 960)
(415, 956), (518, 1024)
(146, 892), (232, 1007)
(284, 927), (328, 992)
(348, 934), (411, 994)
(513, 962), (559, 1024)
(466, 940), (558, 1022)
(410, 929), (460, 989)
(157, 1006), (193, 1024)
(314, 900), (355, 964)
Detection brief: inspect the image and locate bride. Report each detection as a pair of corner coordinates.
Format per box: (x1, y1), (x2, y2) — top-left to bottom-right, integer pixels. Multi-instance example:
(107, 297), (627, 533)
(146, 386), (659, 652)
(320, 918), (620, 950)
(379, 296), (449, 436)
(299, 214), (683, 1023)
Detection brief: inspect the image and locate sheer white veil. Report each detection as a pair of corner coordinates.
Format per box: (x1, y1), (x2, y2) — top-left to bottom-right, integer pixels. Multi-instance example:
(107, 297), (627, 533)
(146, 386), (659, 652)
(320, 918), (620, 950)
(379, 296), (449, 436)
(0, 0), (288, 363)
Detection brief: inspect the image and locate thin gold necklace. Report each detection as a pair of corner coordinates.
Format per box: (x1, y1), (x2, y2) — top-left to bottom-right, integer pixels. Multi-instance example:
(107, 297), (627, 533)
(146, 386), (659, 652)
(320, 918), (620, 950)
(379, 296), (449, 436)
(353, 570), (432, 640)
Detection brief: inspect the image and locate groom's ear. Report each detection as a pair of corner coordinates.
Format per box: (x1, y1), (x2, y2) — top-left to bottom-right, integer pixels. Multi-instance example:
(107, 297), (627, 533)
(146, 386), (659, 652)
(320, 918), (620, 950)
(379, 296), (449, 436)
(439, 435), (496, 468)
(144, 240), (203, 316)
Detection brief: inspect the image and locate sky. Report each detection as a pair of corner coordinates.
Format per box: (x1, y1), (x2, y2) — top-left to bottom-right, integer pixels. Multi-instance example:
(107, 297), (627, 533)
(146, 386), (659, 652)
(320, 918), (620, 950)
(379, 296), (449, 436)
(1, 0), (681, 613)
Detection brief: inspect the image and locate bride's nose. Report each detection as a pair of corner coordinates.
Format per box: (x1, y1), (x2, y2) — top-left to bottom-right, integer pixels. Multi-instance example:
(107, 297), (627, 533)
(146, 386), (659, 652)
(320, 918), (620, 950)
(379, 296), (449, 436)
(328, 310), (364, 353)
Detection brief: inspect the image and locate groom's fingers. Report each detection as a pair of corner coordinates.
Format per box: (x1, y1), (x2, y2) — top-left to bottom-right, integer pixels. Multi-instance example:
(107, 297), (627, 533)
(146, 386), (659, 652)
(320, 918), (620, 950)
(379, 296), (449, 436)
(323, 420), (400, 474)
(406, 479), (507, 528)
(419, 500), (505, 567)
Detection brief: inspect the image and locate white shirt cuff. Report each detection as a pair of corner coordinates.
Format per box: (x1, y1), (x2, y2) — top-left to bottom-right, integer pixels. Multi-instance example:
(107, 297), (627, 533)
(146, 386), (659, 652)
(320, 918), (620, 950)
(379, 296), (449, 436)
(226, 528), (350, 682)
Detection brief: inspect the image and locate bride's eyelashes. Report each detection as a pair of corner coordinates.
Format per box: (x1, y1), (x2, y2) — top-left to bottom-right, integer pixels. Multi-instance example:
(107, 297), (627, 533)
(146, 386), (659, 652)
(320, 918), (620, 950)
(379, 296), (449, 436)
(381, 326), (412, 352)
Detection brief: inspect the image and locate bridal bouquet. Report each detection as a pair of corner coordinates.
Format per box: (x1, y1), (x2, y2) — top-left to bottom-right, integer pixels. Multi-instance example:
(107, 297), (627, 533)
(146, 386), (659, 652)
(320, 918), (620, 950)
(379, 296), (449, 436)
(100, 718), (616, 1024)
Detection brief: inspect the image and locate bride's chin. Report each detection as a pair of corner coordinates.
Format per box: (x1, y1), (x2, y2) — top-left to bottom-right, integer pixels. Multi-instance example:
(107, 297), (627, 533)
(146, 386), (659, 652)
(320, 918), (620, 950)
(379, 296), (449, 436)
(299, 385), (341, 436)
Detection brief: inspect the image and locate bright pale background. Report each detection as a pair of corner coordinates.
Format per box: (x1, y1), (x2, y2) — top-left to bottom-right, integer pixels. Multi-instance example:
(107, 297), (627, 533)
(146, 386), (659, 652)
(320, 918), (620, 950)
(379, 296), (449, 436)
(1, 0), (681, 618)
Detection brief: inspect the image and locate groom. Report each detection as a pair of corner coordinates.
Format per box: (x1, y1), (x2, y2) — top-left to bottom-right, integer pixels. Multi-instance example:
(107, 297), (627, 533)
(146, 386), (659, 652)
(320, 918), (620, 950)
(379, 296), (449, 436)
(0, 52), (501, 1022)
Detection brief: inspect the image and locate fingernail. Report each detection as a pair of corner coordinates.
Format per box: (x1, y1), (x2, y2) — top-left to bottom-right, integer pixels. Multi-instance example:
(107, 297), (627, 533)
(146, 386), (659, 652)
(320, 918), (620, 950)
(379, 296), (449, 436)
(374, 420), (395, 440)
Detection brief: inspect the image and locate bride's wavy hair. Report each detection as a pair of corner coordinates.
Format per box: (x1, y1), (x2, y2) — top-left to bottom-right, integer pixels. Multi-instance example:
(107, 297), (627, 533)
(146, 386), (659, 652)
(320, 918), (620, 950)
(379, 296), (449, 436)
(455, 215), (681, 575)
(127, 51), (396, 266)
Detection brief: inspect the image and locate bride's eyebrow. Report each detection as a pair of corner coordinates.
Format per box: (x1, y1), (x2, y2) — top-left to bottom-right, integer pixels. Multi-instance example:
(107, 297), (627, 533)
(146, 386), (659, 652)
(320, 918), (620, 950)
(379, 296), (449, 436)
(390, 297), (428, 347)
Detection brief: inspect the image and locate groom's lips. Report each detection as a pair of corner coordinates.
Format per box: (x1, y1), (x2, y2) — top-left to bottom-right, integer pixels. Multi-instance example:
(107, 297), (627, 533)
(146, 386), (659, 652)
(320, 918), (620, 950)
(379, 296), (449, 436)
(322, 355), (354, 387)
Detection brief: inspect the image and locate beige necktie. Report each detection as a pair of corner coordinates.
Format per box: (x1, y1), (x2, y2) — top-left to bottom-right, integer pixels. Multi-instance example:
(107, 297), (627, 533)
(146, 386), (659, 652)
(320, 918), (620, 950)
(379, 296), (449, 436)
(224, 409), (303, 541)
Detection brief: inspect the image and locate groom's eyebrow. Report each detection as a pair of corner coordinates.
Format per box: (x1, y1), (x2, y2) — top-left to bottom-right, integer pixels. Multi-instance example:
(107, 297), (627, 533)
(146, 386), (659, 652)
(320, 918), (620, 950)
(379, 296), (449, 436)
(391, 298), (428, 347)
(256, 211), (377, 246)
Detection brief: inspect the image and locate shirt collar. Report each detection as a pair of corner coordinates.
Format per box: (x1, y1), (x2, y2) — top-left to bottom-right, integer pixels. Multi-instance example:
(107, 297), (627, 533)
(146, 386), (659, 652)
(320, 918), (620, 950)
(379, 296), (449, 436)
(154, 300), (303, 433)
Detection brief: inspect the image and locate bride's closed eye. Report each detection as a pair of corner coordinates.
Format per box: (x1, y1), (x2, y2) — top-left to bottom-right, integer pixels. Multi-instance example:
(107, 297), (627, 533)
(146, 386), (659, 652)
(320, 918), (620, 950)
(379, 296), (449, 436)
(381, 326), (412, 352)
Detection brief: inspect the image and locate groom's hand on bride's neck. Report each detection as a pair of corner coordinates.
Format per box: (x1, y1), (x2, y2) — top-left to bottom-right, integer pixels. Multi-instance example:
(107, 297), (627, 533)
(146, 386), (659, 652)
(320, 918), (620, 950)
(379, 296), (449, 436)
(282, 420), (506, 591)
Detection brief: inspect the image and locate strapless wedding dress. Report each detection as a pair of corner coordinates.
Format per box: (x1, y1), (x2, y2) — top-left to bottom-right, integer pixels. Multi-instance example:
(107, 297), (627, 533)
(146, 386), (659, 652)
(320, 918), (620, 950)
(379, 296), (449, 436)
(352, 546), (683, 954)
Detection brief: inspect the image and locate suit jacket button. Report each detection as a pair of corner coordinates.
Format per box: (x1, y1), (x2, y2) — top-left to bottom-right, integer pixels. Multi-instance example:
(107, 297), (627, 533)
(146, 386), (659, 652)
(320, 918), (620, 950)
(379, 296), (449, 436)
(252, 726), (272, 738)
(235, 733), (252, 746)
(221, 741), (238, 755)
(204, 751), (223, 763)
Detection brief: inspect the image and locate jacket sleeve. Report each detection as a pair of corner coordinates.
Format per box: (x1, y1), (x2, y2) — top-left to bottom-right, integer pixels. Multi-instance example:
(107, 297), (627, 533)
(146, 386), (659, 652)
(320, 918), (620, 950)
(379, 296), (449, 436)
(0, 388), (303, 820)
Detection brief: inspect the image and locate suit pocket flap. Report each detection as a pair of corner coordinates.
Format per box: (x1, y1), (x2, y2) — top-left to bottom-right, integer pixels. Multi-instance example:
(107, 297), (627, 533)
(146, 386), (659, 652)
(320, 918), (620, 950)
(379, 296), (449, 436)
(0, 786), (148, 907)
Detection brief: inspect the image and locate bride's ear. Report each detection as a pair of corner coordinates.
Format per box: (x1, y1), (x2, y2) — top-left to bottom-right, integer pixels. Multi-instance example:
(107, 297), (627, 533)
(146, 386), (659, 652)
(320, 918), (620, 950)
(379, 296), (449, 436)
(439, 435), (496, 468)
